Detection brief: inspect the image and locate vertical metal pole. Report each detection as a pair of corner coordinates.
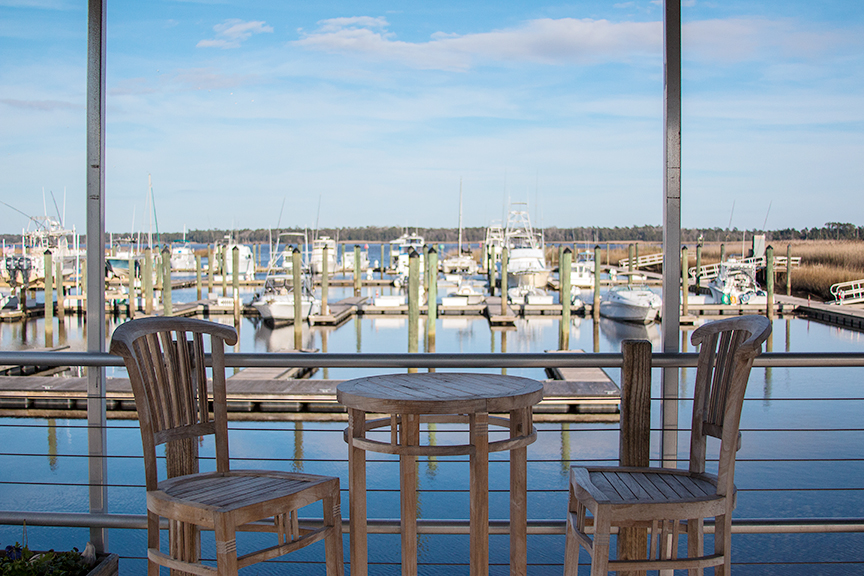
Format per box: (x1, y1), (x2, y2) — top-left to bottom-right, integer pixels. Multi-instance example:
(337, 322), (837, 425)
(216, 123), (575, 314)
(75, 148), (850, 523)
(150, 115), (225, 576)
(661, 0), (682, 469)
(86, 0), (108, 551)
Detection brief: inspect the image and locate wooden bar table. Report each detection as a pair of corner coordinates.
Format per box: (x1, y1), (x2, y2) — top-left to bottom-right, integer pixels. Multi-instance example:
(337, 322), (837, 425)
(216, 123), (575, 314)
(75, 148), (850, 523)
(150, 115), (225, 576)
(337, 372), (544, 576)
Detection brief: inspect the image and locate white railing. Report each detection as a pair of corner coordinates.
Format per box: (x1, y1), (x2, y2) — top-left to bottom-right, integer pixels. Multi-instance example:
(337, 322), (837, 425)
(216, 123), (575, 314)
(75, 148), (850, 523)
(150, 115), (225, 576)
(618, 252), (664, 269)
(830, 278), (864, 304)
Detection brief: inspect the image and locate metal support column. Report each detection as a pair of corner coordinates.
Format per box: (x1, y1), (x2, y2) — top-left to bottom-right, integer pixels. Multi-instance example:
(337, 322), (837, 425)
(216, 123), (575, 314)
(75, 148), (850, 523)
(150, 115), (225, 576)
(661, 0), (682, 468)
(86, 0), (108, 552)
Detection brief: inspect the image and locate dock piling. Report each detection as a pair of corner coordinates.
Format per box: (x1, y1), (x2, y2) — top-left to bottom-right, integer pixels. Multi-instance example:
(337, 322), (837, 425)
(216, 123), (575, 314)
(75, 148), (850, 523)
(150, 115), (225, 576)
(408, 248), (420, 372)
(322, 245), (330, 316)
(207, 245), (214, 297)
(56, 261), (65, 321)
(44, 249), (53, 347)
(628, 244), (634, 284)
(292, 248), (302, 349)
(682, 246), (689, 317)
(161, 247), (172, 316)
(766, 245), (775, 320)
(127, 256), (135, 319)
(232, 246), (240, 324)
(221, 246), (227, 297)
(559, 247), (571, 350)
(427, 247), (438, 341)
(696, 244), (702, 291)
(500, 247), (509, 315)
(353, 245), (361, 297)
(144, 251), (153, 315)
(593, 245), (601, 321)
(786, 244), (792, 297)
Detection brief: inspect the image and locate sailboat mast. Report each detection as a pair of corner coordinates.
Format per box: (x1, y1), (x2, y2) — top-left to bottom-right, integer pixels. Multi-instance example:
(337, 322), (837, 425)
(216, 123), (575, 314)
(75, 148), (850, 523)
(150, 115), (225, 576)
(458, 178), (463, 254)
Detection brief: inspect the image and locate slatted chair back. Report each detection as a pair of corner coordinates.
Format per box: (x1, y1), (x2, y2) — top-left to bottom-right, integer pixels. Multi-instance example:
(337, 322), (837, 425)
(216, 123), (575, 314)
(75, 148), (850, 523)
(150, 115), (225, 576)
(688, 315), (771, 495)
(110, 317), (238, 490)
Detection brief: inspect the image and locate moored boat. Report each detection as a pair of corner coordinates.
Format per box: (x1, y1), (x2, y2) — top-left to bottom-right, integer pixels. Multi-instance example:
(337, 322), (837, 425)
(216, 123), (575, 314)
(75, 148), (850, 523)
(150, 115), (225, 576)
(707, 260), (767, 305)
(600, 284), (662, 324)
(251, 275), (320, 325)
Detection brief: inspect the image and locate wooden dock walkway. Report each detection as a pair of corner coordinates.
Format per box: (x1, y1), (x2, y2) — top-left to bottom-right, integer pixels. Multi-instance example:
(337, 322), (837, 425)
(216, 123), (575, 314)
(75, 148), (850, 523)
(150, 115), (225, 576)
(485, 296), (517, 326)
(0, 368), (621, 420)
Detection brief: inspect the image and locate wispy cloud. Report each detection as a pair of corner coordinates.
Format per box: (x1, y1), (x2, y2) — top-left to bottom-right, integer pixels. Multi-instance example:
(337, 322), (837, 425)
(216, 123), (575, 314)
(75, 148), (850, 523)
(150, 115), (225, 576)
(294, 17), (661, 70)
(0, 98), (80, 111)
(197, 19), (273, 49)
(294, 15), (859, 71)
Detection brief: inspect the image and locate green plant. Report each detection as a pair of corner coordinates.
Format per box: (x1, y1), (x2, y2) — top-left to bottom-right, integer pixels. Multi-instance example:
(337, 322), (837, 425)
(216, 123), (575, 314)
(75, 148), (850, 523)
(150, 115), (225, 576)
(1, 544), (90, 576)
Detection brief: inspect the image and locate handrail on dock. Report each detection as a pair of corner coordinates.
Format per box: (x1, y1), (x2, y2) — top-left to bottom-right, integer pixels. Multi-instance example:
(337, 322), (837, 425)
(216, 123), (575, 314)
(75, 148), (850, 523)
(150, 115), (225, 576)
(830, 278), (864, 305)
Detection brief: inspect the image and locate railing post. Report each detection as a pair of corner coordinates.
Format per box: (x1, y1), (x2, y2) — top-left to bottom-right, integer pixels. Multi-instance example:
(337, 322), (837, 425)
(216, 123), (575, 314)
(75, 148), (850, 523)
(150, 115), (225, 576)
(618, 339), (652, 574)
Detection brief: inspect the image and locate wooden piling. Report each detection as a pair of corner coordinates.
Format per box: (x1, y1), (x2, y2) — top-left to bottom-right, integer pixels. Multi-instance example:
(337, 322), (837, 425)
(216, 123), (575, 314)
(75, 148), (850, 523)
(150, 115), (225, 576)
(593, 245), (601, 321)
(720, 243), (726, 263)
(127, 255), (135, 319)
(766, 245), (774, 320)
(353, 245), (361, 297)
(292, 248), (302, 349)
(143, 251), (153, 315)
(161, 247), (172, 316)
(628, 243), (634, 284)
(321, 245), (330, 316)
(500, 247), (509, 315)
(221, 246), (227, 297)
(488, 245), (496, 297)
(427, 247), (438, 340)
(786, 244), (792, 297)
(559, 248), (572, 350)
(232, 246), (240, 323)
(681, 246), (689, 317)
(696, 244), (702, 291)
(56, 261), (65, 320)
(208, 245), (214, 297)
(408, 249), (420, 372)
(44, 250), (53, 347)
(617, 339), (652, 571)
(195, 255), (202, 301)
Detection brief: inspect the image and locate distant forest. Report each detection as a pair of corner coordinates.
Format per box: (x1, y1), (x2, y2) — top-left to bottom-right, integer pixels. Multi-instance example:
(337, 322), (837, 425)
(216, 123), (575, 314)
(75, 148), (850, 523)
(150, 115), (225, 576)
(1, 222), (861, 245)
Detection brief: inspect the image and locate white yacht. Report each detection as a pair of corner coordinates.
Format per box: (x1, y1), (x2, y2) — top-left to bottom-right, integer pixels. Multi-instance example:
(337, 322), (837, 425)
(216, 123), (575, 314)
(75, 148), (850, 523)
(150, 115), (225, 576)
(707, 260), (767, 305)
(251, 274), (320, 325)
(170, 243), (195, 271)
(217, 243), (255, 281)
(569, 250), (596, 288)
(503, 204), (549, 288)
(441, 278), (486, 307)
(600, 284), (662, 324)
(310, 236), (337, 275)
(389, 231), (425, 275)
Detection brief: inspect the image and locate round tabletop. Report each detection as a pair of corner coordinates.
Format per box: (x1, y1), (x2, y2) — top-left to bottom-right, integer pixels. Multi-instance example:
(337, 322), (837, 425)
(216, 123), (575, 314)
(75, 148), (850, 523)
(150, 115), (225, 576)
(337, 372), (544, 414)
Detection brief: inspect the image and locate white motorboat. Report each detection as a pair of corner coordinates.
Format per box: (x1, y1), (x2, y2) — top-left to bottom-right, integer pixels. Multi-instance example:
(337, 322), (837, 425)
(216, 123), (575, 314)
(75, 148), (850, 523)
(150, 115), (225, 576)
(707, 260), (767, 305)
(569, 251), (595, 288)
(217, 242), (255, 281)
(508, 285), (554, 305)
(341, 244), (371, 274)
(503, 204), (549, 288)
(600, 284), (662, 324)
(441, 278), (486, 307)
(170, 243), (195, 270)
(389, 231), (425, 276)
(310, 236), (337, 275)
(251, 274), (320, 324)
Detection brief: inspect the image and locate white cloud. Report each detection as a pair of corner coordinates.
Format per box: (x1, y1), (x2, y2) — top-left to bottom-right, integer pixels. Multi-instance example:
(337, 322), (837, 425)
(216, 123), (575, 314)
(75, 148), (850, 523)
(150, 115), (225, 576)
(294, 17), (661, 70)
(197, 19), (274, 49)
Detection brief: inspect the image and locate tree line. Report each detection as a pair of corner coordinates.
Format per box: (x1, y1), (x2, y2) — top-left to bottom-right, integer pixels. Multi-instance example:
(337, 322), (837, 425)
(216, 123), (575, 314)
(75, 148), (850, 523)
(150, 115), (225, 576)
(1, 222), (861, 246)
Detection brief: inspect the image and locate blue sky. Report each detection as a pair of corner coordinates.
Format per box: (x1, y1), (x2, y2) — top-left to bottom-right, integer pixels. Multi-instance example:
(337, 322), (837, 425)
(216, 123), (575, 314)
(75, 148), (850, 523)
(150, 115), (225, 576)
(1, 1), (862, 235)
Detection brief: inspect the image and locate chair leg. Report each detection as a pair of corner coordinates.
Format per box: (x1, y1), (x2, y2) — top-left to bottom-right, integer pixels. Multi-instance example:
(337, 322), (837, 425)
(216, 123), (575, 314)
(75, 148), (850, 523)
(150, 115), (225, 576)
(324, 490), (345, 576)
(714, 514), (732, 576)
(564, 509), (580, 576)
(687, 518), (704, 576)
(590, 513), (611, 576)
(147, 512), (160, 576)
(214, 518), (239, 576)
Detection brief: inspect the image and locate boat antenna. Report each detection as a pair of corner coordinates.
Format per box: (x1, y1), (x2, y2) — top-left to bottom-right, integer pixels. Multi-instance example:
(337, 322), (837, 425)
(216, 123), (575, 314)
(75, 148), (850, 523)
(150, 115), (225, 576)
(314, 194), (322, 240)
(42, 187), (48, 219)
(149, 174), (161, 248)
(458, 178), (463, 255)
(762, 200), (772, 231)
(0, 200), (40, 228)
(50, 190), (62, 225)
(725, 199), (736, 241)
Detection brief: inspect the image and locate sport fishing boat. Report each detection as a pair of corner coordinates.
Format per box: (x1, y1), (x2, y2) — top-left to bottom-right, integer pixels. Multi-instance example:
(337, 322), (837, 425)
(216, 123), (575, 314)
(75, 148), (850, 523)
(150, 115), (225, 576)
(707, 260), (767, 305)
(569, 250), (595, 288)
(170, 243), (195, 271)
(251, 274), (320, 325)
(503, 204), (549, 289)
(599, 283), (662, 324)
(310, 236), (337, 275)
(389, 231), (425, 276)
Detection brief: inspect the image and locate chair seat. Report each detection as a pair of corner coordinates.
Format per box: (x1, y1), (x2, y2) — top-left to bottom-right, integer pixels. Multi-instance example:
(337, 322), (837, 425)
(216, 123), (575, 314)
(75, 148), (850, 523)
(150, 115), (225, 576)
(571, 466), (732, 521)
(151, 470), (339, 525)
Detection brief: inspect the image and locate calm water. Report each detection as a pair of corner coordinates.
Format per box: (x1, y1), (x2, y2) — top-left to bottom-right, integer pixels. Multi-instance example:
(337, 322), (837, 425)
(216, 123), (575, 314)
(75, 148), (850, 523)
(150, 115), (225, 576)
(2, 280), (863, 573)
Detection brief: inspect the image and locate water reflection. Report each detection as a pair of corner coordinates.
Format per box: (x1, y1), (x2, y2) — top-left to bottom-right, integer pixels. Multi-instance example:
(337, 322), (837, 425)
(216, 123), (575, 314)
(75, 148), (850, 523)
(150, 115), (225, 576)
(598, 318), (661, 350)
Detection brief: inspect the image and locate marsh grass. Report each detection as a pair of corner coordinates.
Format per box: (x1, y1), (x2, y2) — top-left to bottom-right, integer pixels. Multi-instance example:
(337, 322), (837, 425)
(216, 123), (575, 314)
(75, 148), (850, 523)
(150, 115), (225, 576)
(549, 240), (864, 301)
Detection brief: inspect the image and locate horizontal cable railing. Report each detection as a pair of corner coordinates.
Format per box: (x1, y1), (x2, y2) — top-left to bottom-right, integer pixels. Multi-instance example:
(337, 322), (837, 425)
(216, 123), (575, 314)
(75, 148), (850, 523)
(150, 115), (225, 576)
(1, 350), (863, 573)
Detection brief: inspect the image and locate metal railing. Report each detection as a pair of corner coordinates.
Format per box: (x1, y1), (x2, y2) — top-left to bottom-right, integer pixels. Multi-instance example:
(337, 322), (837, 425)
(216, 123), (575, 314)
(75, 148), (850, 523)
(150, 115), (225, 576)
(1, 349), (864, 574)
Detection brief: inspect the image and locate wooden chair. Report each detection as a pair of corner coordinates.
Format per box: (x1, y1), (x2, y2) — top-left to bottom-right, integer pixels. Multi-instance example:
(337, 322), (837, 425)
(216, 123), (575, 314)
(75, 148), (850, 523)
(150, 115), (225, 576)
(110, 317), (343, 576)
(564, 315), (771, 575)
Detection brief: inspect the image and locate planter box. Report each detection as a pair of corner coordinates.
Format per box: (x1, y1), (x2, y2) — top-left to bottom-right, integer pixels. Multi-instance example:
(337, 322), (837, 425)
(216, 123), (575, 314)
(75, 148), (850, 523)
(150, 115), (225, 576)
(88, 553), (119, 576)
